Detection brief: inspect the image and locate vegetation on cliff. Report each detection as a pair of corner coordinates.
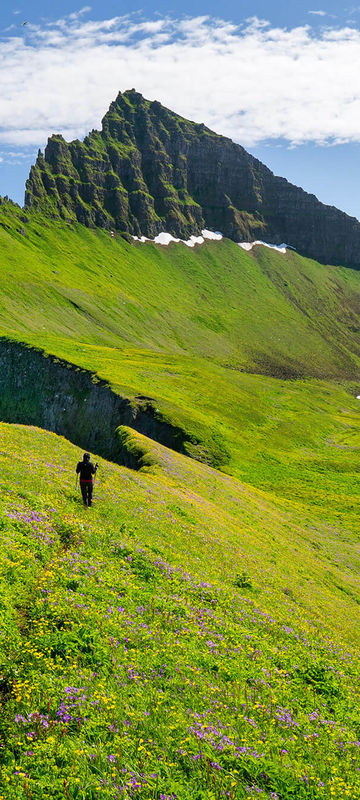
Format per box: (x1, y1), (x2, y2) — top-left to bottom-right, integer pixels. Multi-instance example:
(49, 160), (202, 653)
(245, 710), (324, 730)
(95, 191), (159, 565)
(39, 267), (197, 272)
(25, 89), (360, 266)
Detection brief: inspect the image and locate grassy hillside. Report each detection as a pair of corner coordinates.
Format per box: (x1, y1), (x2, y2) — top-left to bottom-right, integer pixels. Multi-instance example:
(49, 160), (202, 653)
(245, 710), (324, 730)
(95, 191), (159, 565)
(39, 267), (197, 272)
(1, 185), (360, 800)
(1, 201), (360, 379)
(0, 422), (360, 799)
(0, 201), (359, 529)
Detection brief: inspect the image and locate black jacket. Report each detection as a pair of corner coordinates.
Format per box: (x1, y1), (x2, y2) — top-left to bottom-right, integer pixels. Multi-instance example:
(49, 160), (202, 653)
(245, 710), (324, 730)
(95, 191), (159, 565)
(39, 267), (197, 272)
(76, 461), (96, 481)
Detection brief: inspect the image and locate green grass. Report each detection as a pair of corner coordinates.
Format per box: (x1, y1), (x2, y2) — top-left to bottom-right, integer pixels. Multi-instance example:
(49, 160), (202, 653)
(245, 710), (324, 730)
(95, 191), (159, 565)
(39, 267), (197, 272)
(0, 200), (360, 797)
(0, 200), (359, 527)
(0, 202), (360, 378)
(0, 422), (359, 799)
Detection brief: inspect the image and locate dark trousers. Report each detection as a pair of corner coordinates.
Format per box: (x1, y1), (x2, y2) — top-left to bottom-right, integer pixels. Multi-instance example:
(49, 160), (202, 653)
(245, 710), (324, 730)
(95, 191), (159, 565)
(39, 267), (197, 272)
(80, 481), (93, 506)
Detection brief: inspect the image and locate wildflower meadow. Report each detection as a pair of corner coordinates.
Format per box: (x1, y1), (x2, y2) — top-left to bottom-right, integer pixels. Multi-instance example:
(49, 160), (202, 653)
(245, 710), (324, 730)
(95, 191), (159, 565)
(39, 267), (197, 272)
(0, 422), (359, 800)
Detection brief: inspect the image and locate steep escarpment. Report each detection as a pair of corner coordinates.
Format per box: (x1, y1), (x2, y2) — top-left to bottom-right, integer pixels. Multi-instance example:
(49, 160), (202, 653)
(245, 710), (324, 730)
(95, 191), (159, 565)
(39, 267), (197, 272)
(0, 339), (201, 467)
(25, 88), (360, 266)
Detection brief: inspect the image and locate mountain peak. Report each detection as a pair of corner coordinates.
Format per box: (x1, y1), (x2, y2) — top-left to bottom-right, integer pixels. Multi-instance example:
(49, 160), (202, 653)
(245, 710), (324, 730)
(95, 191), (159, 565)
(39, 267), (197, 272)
(25, 89), (360, 266)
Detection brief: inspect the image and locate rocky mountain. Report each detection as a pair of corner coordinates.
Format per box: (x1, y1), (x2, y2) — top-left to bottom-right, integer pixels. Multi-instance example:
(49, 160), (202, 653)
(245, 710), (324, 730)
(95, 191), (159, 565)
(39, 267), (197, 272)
(25, 89), (360, 266)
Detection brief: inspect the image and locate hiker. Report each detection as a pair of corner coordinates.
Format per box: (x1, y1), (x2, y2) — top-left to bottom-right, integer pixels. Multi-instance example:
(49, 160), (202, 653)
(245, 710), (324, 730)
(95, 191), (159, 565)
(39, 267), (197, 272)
(76, 452), (98, 507)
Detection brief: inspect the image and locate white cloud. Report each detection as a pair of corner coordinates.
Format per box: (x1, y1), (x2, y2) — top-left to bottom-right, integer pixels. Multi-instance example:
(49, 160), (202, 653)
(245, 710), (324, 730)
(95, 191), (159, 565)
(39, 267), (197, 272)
(1, 13), (360, 150)
(308, 10), (327, 15)
(0, 148), (37, 160)
(68, 7), (92, 22)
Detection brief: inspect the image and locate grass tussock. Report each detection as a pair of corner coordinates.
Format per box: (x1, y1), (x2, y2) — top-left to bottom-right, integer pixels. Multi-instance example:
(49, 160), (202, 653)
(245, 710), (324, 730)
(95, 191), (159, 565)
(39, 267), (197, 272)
(116, 426), (159, 472)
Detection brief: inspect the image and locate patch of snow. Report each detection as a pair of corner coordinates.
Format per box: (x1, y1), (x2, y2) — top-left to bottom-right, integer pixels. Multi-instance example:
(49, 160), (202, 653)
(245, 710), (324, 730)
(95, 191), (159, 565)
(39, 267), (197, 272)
(184, 234), (204, 247)
(154, 232), (181, 246)
(202, 229), (223, 241)
(132, 229), (224, 247)
(132, 235), (149, 243)
(238, 240), (292, 254)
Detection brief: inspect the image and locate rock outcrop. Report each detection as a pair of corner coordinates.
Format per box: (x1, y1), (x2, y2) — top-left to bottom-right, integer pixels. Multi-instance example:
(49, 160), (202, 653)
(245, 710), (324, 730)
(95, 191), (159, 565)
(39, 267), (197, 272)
(25, 89), (360, 266)
(0, 339), (190, 464)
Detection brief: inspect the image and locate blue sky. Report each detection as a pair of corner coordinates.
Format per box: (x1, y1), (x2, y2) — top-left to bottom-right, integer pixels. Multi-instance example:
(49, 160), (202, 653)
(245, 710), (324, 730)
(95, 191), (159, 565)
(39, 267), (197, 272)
(1, 1), (360, 220)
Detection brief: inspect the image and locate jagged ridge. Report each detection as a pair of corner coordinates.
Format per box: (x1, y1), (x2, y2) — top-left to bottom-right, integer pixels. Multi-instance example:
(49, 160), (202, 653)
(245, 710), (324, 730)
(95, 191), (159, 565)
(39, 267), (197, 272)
(25, 88), (360, 266)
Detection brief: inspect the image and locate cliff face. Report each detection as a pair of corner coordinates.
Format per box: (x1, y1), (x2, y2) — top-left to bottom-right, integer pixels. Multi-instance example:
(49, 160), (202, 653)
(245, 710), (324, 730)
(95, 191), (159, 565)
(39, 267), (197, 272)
(0, 340), (193, 465)
(25, 89), (360, 266)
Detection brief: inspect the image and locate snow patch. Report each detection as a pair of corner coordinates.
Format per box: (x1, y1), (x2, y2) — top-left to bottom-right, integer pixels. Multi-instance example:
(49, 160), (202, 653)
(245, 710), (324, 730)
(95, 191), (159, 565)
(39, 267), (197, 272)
(202, 229), (223, 241)
(238, 240), (291, 254)
(132, 229), (223, 247)
(132, 232), (292, 253)
(154, 232), (180, 246)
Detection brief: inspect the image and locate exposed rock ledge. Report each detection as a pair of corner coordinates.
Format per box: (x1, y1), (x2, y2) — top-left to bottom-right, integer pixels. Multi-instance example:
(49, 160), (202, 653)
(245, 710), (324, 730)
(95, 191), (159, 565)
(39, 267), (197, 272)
(0, 339), (194, 468)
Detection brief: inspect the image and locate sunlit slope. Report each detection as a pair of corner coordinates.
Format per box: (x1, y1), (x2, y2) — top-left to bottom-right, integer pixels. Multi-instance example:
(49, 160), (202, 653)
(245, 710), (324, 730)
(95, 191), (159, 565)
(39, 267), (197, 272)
(1, 203), (360, 529)
(0, 422), (360, 799)
(36, 350), (359, 530)
(1, 202), (360, 379)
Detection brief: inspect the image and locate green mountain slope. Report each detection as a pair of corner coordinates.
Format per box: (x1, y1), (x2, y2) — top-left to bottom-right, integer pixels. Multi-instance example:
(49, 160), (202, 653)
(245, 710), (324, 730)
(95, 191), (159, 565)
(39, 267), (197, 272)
(0, 422), (359, 799)
(0, 199), (359, 529)
(2, 201), (360, 380)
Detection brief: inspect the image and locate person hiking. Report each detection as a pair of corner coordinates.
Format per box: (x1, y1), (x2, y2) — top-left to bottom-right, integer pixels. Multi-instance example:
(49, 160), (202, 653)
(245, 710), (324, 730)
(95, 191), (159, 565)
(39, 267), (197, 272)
(76, 452), (98, 507)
